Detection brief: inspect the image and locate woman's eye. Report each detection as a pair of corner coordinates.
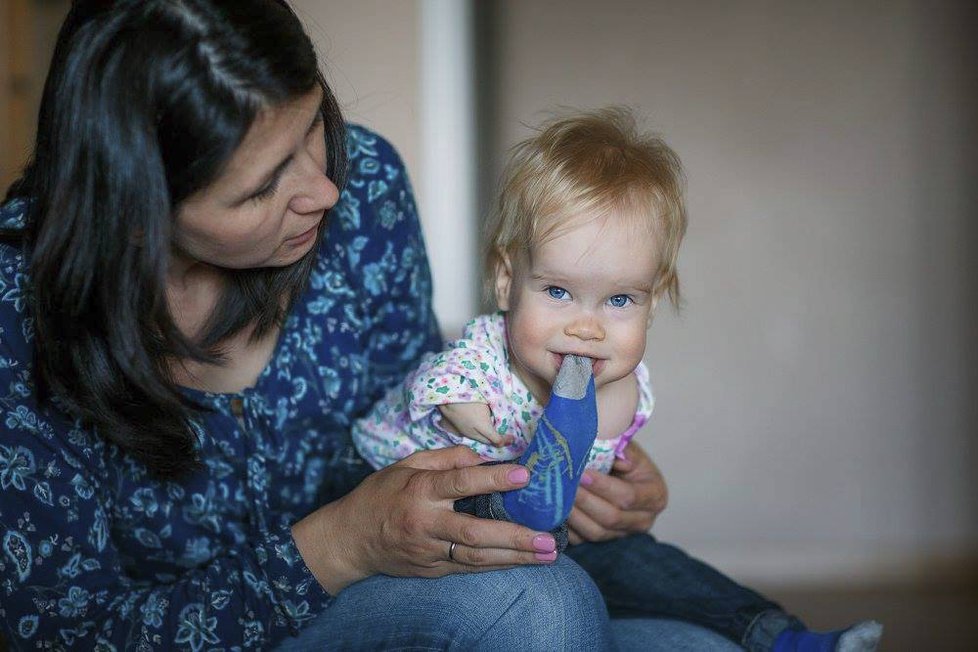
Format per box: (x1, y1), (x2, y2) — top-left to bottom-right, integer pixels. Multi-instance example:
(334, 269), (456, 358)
(251, 176), (281, 202)
(608, 294), (632, 308)
(546, 286), (569, 300)
(309, 113), (325, 136)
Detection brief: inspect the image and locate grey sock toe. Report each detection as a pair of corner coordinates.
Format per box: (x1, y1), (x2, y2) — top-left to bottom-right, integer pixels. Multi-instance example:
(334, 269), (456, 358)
(551, 354), (593, 400)
(837, 621), (883, 652)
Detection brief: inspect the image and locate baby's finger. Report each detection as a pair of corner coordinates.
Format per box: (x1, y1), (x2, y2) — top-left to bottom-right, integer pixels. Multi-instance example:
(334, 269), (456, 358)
(461, 430), (498, 446)
(473, 424), (512, 447)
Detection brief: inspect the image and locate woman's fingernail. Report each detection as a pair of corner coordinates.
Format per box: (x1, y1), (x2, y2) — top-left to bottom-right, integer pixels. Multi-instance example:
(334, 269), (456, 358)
(532, 534), (556, 552)
(535, 550), (558, 562)
(508, 468), (529, 484)
(580, 473), (594, 487)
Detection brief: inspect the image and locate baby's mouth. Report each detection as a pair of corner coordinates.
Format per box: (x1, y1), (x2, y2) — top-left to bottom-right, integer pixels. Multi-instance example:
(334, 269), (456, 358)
(554, 352), (604, 377)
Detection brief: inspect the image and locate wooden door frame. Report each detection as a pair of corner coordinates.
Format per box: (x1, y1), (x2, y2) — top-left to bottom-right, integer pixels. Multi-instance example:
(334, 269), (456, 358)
(2, 0), (33, 191)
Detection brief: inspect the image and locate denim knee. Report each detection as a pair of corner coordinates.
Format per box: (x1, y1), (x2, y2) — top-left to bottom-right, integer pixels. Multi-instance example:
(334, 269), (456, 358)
(276, 556), (612, 651)
(474, 556), (613, 651)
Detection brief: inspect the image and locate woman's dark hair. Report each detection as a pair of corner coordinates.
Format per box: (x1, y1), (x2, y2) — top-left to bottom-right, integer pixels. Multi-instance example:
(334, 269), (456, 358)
(4, 0), (348, 479)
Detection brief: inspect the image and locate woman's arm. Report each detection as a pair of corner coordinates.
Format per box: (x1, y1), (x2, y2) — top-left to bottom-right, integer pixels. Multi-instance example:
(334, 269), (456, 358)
(0, 400), (323, 649)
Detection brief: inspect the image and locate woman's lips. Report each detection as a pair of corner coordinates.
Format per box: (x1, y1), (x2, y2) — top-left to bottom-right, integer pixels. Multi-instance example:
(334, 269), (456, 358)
(285, 222), (319, 246)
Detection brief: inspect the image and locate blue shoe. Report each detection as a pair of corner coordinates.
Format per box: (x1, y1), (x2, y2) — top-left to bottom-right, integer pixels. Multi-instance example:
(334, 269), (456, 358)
(773, 621), (883, 652)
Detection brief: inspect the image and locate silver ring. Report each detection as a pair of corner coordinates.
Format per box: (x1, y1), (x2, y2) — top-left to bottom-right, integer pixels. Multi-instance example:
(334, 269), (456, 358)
(448, 541), (458, 562)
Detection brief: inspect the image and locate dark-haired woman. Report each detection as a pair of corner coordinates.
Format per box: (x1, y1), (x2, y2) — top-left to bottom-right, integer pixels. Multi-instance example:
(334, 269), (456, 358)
(0, 1), (731, 650)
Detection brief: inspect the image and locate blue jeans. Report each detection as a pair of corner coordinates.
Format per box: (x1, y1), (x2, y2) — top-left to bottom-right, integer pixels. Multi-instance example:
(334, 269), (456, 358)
(614, 618), (740, 651)
(290, 450), (764, 649)
(567, 533), (802, 650)
(275, 555), (612, 650)
(274, 553), (744, 651)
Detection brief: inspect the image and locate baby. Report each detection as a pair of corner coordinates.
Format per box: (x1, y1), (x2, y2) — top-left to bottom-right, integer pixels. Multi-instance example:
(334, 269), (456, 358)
(353, 108), (881, 651)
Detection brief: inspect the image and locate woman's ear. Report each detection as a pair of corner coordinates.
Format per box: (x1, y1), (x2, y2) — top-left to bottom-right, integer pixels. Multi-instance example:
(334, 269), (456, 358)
(494, 251), (514, 311)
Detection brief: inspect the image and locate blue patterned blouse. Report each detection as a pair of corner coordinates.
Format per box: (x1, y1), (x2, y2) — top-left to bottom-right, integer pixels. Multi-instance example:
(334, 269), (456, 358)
(0, 126), (442, 650)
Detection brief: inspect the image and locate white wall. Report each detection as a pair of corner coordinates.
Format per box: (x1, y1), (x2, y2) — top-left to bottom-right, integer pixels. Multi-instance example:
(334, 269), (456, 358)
(484, 0), (978, 585)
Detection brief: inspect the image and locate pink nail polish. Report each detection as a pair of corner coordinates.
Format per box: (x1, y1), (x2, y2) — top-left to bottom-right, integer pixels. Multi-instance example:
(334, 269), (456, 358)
(532, 534), (556, 552)
(535, 550), (558, 562)
(580, 473), (594, 487)
(508, 467), (529, 484)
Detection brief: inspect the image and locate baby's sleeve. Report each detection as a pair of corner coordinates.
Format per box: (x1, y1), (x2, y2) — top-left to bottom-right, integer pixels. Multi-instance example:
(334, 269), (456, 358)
(409, 344), (496, 419)
(353, 341), (526, 468)
(408, 343), (527, 461)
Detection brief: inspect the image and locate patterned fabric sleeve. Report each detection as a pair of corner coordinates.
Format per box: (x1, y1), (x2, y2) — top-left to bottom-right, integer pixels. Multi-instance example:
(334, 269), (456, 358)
(341, 128), (443, 410)
(406, 340), (528, 461)
(353, 328), (530, 469)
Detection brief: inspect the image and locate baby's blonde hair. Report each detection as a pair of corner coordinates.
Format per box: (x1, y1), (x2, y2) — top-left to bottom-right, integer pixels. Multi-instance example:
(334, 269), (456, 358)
(485, 106), (687, 308)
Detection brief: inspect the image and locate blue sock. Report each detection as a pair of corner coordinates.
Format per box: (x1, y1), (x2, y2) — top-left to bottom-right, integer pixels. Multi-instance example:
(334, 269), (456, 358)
(773, 621), (883, 652)
(502, 355), (597, 531)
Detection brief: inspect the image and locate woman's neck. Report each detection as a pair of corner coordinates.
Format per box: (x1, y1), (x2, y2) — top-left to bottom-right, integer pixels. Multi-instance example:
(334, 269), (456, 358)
(164, 256), (284, 394)
(165, 259), (225, 342)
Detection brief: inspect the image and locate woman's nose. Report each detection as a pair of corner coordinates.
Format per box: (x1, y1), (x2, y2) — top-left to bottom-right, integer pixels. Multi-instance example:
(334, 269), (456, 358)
(290, 161), (339, 215)
(564, 314), (605, 341)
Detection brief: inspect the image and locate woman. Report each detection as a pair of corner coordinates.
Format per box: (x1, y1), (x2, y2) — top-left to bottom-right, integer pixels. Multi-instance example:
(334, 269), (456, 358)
(0, 1), (735, 649)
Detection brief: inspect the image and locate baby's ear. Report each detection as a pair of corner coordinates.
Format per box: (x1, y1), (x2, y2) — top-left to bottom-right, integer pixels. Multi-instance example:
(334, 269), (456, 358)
(494, 251), (514, 311)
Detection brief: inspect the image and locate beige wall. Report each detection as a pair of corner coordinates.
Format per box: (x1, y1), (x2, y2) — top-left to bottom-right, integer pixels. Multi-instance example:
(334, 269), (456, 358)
(295, 1), (479, 334)
(0, 1), (419, 196)
(8, 0), (972, 587)
(297, 0), (978, 585)
(291, 0), (422, 208)
(483, 0), (978, 584)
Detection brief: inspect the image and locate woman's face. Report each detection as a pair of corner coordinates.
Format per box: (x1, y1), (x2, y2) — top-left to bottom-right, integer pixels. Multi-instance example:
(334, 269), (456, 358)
(171, 88), (338, 272)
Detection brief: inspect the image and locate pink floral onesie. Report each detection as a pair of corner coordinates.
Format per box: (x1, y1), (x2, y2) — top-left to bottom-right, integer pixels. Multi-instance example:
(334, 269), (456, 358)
(353, 312), (654, 473)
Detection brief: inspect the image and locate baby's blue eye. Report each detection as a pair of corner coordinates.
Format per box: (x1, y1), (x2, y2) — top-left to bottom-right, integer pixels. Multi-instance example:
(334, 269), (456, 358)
(547, 286), (569, 300)
(608, 294), (631, 308)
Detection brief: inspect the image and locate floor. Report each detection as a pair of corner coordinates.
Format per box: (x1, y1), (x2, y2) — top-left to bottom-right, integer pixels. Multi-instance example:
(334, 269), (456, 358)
(763, 584), (978, 651)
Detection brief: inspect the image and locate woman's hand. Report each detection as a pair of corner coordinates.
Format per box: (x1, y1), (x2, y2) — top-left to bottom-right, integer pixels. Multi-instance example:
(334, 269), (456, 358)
(292, 446), (558, 594)
(566, 440), (668, 545)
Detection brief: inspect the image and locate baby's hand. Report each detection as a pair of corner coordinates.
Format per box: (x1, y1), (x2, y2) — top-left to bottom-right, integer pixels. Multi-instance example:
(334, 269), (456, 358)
(437, 402), (514, 447)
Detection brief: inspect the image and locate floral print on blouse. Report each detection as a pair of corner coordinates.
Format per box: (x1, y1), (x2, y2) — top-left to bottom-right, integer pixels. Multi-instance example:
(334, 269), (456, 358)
(0, 125), (442, 650)
(353, 312), (654, 474)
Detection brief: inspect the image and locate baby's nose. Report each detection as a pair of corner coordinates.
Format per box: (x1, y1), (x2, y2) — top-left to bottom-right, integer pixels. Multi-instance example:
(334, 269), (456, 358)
(564, 316), (605, 341)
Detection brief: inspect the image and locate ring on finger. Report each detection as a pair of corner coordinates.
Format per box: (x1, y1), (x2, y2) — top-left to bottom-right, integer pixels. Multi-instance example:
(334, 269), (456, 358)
(448, 541), (458, 562)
